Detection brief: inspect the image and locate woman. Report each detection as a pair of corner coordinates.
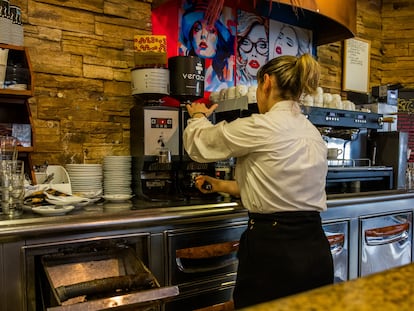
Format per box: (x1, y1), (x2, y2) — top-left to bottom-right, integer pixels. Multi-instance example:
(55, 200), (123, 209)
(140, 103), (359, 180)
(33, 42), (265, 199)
(272, 24), (311, 58)
(183, 54), (334, 309)
(237, 11), (269, 86)
(179, 0), (235, 91)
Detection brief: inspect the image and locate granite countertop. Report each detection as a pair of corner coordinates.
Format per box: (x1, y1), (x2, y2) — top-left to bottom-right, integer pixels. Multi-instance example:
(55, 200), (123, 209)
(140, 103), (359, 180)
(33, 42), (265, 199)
(241, 263), (414, 311)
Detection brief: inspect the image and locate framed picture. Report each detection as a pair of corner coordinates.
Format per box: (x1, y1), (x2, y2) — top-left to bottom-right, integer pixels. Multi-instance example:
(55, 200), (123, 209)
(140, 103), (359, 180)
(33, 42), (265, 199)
(343, 37), (371, 93)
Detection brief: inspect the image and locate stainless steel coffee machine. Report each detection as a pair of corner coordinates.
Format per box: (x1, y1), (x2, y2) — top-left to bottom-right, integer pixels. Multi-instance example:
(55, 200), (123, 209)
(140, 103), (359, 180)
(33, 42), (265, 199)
(130, 104), (181, 201)
(302, 106), (396, 194)
(370, 131), (409, 190)
(131, 56), (222, 201)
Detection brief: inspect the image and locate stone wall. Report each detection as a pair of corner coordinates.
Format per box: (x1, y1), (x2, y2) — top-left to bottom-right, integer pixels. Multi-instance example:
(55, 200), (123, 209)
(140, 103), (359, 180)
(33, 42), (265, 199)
(11, 0), (414, 166)
(17, 0), (153, 166)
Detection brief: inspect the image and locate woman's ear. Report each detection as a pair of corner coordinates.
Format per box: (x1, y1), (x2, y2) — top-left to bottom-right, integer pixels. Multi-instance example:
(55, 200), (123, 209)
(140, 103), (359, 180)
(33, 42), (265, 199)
(262, 73), (272, 95)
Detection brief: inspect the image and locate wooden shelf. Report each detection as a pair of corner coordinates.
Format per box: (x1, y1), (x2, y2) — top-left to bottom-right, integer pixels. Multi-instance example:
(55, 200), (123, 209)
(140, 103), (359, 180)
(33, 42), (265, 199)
(0, 44), (35, 181)
(0, 88), (33, 98)
(17, 146), (34, 153)
(0, 44), (34, 94)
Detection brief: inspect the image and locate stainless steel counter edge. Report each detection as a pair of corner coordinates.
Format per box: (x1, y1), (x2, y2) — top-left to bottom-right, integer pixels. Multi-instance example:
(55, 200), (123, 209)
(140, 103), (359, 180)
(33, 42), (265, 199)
(1, 190), (414, 240)
(326, 190), (414, 207)
(0, 201), (247, 239)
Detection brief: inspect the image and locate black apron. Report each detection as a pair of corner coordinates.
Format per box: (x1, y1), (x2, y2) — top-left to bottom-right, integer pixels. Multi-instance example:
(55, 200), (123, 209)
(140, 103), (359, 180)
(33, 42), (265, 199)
(233, 211), (334, 309)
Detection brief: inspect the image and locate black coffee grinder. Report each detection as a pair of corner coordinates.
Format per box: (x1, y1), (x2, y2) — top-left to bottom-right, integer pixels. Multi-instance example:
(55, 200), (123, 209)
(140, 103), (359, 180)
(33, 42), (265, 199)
(168, 56), (217, 200)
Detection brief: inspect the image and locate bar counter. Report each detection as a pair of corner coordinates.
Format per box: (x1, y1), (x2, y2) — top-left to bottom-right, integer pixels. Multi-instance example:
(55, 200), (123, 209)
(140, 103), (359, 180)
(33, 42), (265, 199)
(0, 190), (413, 240)
(1, 190), (414, 311)
(0, 197), (246, 240)
(241, 262), (414, 311)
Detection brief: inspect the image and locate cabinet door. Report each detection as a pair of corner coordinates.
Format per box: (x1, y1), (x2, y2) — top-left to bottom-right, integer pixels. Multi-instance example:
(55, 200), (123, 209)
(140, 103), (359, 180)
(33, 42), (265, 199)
(323, 220), (349, 283)
(0, 241), (26, 311)
(165, 222), (246, 286)
(360, 212), (412, 277)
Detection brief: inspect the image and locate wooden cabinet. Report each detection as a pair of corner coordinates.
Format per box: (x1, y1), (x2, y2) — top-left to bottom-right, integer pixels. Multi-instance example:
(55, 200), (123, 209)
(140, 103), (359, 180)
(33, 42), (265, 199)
(0, 43), (34, 179)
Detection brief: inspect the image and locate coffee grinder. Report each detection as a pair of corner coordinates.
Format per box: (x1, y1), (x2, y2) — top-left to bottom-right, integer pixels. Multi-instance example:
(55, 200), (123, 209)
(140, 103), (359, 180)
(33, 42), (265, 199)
(168, 56), (217, 200)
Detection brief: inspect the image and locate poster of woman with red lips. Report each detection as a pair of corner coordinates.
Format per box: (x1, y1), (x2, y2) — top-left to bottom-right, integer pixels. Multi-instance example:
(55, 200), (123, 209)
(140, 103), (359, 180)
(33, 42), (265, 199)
(269, 19), (313, 60)
(178, 0), (236, 92)
(236, 10), (269, 87)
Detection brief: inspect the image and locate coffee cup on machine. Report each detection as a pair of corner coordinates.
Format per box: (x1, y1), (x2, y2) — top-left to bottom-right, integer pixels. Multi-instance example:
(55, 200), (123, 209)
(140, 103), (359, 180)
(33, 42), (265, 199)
(327, 148), (343, 159)
(158, 148), (171, 164)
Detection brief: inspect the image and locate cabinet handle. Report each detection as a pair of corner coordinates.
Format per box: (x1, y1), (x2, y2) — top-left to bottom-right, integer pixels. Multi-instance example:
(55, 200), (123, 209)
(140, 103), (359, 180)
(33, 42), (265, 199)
(176, 241), (239, 259)
(365, 223), (410, 246)
(175, 241), (239, 274)
(327, 233), (345, 255)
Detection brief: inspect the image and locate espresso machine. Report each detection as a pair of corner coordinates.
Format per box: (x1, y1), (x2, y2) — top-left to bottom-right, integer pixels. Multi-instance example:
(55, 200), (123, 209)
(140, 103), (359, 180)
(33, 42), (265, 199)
(301, 105), (396, 194)
(130, 104), (181, 201)
(131, 56), (219, 201)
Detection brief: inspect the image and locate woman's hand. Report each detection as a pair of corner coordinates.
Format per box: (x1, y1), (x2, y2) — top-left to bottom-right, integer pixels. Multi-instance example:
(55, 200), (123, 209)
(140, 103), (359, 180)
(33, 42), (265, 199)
(186, 102), (218, 118)
(194, 175), (241, 197)
(194, 175), (218, 193)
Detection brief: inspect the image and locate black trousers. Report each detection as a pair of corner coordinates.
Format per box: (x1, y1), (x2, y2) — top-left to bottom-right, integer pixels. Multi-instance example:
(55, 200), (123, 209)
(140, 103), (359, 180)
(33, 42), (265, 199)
(233, 211), (334, 309)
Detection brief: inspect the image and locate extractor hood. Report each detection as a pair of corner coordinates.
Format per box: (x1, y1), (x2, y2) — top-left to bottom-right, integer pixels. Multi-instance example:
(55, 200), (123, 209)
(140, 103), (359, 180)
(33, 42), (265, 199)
(151, 0), (356, 46)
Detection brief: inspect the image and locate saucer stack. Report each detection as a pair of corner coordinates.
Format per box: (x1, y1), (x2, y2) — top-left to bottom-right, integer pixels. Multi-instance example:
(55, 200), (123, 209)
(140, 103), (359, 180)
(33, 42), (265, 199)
(65, 164), (103, 198)
(103, 156), (133, 202)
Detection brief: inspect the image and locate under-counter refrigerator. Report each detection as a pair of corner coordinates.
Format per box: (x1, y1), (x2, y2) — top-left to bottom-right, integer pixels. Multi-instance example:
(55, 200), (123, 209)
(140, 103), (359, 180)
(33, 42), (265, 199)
(359, 212), (412, 277)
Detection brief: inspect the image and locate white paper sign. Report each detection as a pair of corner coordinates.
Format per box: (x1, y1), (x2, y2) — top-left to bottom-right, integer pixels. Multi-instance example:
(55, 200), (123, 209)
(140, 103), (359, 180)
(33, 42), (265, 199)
(343, 38), (371, 93)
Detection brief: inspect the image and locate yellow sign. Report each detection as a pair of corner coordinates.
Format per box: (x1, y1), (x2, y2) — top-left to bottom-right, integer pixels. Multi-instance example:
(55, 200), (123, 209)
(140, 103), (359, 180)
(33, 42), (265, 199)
(134, 35), (167, 53)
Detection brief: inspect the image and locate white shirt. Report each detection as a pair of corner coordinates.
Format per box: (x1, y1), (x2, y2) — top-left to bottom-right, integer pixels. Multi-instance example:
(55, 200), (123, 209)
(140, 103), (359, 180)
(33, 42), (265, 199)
(183, 100), (328, 213)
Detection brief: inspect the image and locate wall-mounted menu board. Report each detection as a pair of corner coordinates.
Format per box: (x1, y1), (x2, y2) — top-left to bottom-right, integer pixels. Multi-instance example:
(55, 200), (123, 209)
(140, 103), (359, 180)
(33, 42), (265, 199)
(342, 37), (371, 93)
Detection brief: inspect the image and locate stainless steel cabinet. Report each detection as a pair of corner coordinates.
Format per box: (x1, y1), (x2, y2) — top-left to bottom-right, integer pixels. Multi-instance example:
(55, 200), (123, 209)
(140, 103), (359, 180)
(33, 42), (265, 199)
(0, 241), (25, 311)
(359, 212), (412, 277)
(323, 220), (349, 283)
(164, 221), (246, 311)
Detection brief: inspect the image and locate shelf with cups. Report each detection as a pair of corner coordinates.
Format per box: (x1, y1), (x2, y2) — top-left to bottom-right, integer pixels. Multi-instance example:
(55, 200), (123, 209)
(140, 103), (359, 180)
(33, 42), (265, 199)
(0, 43), (34, 95)
(0, 43), (35, 182)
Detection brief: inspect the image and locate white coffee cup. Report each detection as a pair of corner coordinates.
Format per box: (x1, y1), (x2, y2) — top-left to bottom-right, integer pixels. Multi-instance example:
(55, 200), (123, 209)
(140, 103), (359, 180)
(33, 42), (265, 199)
(236, 85), (248, 97)
(209, 91), (220, 102)
(247, 85), (257, 103)
(219, 88), (227, 101)
(327, 148), (343, 159)
(226, 86), (236, 99)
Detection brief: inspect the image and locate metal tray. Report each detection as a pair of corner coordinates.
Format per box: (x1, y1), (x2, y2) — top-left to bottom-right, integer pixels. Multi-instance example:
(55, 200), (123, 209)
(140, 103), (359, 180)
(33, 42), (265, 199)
(41, 247), (179, 310)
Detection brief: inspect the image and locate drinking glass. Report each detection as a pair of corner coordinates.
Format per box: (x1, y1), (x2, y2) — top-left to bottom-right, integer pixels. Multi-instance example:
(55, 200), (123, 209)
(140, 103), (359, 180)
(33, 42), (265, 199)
(0, 136), (18, 161)
(1, 160), (24, 217)
(0, 136), (18, 210)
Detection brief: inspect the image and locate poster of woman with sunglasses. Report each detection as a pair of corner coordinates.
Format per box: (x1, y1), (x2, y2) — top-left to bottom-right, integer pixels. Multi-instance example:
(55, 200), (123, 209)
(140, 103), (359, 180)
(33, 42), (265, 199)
(236, 10), (269, 87)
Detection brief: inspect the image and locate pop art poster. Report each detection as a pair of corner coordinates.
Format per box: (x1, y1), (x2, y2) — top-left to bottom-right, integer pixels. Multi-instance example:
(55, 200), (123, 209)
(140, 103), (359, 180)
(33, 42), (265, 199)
(268, 19), (313, 59)
(178, 0), (236, 92)
(236, 10), (269, 87)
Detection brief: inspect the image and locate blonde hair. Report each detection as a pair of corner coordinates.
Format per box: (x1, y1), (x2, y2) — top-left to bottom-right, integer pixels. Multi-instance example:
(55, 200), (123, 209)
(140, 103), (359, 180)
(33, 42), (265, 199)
(256, 53), (320, 101)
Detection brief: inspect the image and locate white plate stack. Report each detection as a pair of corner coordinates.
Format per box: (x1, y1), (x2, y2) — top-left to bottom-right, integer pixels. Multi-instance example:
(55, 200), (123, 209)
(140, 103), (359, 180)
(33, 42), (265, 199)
(65, 164), (103, 198)
(103, 156), (133, 202)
